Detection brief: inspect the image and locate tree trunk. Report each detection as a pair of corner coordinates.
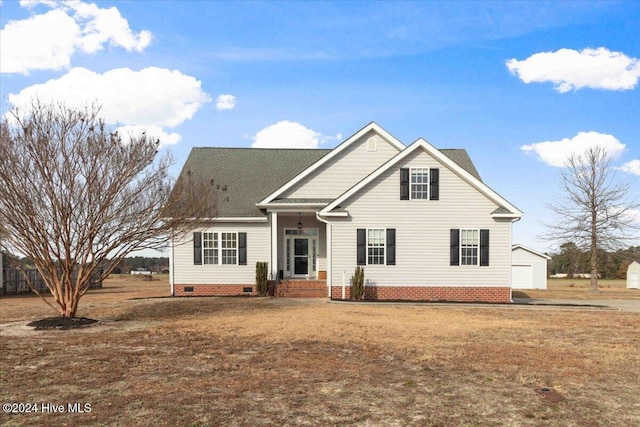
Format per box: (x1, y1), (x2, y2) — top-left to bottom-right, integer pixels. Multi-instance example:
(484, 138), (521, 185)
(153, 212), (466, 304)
(589, 206), (599, 294)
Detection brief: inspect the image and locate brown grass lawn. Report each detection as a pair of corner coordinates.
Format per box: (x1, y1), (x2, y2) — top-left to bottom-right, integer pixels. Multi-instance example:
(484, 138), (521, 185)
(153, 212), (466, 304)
(1, 277), (639, 426)
(513, 278), (640, 300)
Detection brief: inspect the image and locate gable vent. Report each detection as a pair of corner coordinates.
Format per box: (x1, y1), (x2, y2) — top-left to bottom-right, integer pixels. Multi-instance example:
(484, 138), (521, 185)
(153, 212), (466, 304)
(367, 136), (378, 152)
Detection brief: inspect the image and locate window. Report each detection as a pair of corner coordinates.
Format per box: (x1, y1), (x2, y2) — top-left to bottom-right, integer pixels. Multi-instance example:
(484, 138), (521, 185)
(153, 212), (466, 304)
(367, 229), (386, 265)
(450, 228), (489, 266)
(357, 228), (395, 266)
(221, 232), (237, 265)
(401, 168), (438, 200)
(193, 231), (246, 265)
(460, 229), (479, 265)
(203, 232), (218, 265)
(410, 168), (429, 200)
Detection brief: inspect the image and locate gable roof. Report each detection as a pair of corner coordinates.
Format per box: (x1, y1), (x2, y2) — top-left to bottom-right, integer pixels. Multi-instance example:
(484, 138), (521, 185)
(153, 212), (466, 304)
(320, 138), (523, 218)
(512, 244), (551, 260)
(258, 122), (405, 205)
(176, 147), (330, 218)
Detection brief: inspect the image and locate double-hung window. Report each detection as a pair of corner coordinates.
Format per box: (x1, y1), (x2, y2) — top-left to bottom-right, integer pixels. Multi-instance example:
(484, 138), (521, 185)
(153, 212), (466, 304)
(367, 229), (386, 265)
(203, 232), (218, 265)
(460, 229), (479, 266)
(221, 232), (237, 265)
(410, 168), (429, 200)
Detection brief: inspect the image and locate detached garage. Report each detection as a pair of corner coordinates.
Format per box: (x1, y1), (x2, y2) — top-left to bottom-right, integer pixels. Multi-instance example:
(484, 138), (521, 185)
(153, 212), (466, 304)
(512, 244), (550, 290)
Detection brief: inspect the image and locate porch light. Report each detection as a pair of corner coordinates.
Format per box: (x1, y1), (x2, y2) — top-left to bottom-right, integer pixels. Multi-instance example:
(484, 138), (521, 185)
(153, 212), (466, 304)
(297, 212), (303, 230)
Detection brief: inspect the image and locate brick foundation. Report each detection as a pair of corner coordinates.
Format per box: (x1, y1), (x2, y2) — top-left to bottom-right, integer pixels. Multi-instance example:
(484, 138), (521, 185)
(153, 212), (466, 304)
(174, 284), (256, 296)
(330, 286), (510, 303)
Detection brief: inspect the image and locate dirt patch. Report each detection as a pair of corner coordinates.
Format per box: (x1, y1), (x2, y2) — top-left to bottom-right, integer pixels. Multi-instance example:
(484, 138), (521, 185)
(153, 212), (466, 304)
(27, 317), (98, 330)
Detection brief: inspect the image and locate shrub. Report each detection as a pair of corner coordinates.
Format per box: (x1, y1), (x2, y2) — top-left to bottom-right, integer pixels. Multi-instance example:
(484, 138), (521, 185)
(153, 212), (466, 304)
(256, 262), (269, 296)
(351, 266), (365, 300)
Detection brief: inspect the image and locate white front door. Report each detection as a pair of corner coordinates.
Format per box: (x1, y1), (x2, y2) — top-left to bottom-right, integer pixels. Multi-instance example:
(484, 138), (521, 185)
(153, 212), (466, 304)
(284, 229), (317, 278)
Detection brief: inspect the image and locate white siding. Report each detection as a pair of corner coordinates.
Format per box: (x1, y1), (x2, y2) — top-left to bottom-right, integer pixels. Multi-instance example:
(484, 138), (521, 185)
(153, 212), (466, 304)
(282, 130), (401, 199)
(328, 148), (512, 288)
(172, 223), (271, 285)
(511, 247), (548, 289)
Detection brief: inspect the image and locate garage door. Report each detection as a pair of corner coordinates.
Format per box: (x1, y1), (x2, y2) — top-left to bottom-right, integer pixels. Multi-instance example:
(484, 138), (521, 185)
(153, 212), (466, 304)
(512, 265), (533, 289)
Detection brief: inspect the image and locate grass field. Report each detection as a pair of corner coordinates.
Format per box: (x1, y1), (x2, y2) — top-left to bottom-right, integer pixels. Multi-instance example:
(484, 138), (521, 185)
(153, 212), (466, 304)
(1, 277), (639, 426)
(513, 278), (640, 299)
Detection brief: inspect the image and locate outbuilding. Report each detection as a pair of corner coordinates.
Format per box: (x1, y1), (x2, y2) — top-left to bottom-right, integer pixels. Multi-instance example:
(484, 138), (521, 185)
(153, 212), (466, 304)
(511, 244), (550, 290)
(627, 261), (640, 289)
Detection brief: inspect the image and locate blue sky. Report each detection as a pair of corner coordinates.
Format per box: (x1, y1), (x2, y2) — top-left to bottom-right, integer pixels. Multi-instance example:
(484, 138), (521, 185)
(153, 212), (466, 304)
(2, 0), (639, 255)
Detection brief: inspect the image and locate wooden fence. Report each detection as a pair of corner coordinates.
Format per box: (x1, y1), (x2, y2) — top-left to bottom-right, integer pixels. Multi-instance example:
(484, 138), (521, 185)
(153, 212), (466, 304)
(0, 268), (102, 296)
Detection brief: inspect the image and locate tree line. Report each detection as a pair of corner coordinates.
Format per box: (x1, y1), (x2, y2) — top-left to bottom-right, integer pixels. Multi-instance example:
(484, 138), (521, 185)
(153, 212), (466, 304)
(547, 243), (640, 279)
(2, 254), (169, 275)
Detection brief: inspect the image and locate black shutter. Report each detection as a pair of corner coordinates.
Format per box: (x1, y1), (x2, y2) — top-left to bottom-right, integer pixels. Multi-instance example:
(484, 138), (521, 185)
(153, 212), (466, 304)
(193, 232), (202, 265)
(238, 232), (247, 265)
(357, 229), (366, 265)
(430, 168), (439, 200)
(450, 229), (460, 266)
(386, 228), (396, 265)
(400, 168), (409, 200)
(480, 229), (489, 266)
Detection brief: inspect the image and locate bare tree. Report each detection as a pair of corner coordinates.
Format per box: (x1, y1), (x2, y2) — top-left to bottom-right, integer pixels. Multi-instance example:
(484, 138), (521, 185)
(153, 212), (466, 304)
(0, 101), (214, 317)
(544, 146), (639, 293)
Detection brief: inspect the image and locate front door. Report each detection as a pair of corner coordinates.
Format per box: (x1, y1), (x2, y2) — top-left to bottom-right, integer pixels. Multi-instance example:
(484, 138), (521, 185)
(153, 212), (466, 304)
(293, 237), (309, 275)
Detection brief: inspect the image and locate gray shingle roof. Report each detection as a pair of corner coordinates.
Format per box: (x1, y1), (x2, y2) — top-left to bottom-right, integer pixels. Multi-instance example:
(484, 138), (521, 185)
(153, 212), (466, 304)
(175, 148), (330, 217)
(173, 146), (482, 218)
(440, 149), (482, 182)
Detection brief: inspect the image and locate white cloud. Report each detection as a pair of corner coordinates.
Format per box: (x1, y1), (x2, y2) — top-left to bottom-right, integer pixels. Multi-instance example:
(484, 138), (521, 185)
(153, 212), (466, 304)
(521, 132), (626, 167)
(506, 47), (640, 92)
(216, 94), (236, 110)
(618, 159), (640, 176)
(7, 67), (211, 144)
(1, 1), (152, 74)
(252, 121), (322, 149)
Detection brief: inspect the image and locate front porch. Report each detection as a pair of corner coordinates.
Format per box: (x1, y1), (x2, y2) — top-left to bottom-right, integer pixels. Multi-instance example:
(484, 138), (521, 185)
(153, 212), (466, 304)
(270, 211), (328, 281)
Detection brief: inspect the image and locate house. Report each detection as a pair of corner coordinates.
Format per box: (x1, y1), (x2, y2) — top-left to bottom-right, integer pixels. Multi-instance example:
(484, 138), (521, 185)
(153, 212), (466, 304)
(511, 244), (550, 290)
(628, 261), (640, 289)
(169, 122), (523, 302)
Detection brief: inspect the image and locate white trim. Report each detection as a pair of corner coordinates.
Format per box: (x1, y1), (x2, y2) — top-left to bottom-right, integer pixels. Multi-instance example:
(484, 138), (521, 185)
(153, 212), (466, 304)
(171, 217), (268, 223)
(511, 244), (551, 260)
(316, 213), (332, 293)
(320, 139), (523, 217)
(170, 233), (174, 296)
(211, 217), (268, 222)
(258, 122), (405, 205)
(271, 212), (278, 278)
(257, 203), (328, 209)
(318, 211), (348, 217)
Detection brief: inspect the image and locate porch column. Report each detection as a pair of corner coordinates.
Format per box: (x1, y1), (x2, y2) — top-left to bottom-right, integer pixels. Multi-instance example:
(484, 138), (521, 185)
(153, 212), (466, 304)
(271, 212), (278, 279)
(326, 222), (331, 295)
